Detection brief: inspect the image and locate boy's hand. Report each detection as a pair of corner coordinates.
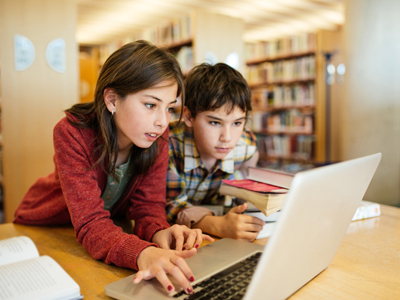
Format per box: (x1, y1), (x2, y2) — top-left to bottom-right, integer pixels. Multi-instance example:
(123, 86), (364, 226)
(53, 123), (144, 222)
(134, 246), (196, 295)
(194, 203), (265, 242)
(152, 224), (214, 251)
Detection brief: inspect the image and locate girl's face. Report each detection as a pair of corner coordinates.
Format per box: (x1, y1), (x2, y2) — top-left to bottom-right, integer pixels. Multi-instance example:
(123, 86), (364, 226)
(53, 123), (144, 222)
(105, 80), (178, 151)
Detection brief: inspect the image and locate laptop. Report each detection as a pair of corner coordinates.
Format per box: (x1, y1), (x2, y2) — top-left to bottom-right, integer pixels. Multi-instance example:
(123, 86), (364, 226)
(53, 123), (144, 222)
(105, 153), (381, 300)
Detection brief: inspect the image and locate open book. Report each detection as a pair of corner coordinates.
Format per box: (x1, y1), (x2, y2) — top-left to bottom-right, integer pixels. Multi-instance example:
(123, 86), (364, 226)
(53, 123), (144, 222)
(0, 236), (82, 300)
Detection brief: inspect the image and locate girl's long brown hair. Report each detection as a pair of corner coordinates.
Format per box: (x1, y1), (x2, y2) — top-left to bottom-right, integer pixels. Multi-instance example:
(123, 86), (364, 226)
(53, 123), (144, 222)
(66, 40), (184, 176)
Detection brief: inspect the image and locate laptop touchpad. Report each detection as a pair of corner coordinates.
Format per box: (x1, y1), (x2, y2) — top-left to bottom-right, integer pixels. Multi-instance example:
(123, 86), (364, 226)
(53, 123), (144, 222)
(187, 253), (229, 277)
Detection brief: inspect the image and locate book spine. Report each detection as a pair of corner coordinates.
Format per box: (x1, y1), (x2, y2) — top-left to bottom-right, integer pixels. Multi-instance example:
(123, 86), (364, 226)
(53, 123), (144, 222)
(352, 202), (381, 221)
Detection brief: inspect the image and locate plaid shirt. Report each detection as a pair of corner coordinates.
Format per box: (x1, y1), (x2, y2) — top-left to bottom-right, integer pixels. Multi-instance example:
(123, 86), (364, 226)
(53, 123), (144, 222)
(166, 121), (257, 223)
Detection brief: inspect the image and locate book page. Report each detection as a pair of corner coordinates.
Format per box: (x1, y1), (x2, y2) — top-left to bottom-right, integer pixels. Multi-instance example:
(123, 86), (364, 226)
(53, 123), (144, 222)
(0, 236), (39, 266)
(0, 255), (80, 300)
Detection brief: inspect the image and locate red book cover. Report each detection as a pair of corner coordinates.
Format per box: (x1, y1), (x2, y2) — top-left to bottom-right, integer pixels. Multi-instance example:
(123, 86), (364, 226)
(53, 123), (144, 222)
(222, 179), (287, 193)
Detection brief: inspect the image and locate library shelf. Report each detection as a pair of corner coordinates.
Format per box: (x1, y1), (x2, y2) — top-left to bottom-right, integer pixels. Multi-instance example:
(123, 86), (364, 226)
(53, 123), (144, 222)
(245, 33), (320, 171)
(246, 51), (316, 65)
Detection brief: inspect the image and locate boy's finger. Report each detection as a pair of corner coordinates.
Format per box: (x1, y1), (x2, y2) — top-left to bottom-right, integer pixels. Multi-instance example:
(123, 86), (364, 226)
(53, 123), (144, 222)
(244, 223), (263, 232)
(229, 203), (248, 214)
(203, 234), (215, 242)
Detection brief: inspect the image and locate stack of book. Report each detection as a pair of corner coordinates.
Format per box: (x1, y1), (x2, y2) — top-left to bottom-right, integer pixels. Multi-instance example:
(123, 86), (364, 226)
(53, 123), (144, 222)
(219, 167), (295, 216)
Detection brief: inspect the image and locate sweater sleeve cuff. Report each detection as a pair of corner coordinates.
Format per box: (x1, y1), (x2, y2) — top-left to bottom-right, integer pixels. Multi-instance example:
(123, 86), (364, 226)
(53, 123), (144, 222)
(176, 206), (215, 228)
(112, 235), (159, 271)
(140, 220), (170, 243)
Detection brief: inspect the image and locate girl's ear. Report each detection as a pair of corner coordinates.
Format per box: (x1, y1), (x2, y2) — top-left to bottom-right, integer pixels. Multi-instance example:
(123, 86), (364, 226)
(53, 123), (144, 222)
(182, 106), (194, 127)
(104, 88), (118, 113)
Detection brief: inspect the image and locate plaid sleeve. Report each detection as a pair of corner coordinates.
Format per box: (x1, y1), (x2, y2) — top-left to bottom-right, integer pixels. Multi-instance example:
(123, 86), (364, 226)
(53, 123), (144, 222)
(241, 129), (258, 162)
(166, 130), (192, 223)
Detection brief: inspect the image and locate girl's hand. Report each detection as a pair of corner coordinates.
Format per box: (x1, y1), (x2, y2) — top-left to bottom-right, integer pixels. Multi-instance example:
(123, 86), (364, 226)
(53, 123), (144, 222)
(152, 224), (214, 251)
(133, 246), (196, 295)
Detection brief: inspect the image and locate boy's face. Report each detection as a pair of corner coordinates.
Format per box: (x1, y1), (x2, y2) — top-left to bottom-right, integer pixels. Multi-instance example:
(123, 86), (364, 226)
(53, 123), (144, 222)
(183, 104), (246, 164)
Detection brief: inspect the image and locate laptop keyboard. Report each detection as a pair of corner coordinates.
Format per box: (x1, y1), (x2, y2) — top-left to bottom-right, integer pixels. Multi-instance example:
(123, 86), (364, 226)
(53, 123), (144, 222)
(174, 252), (262, 300)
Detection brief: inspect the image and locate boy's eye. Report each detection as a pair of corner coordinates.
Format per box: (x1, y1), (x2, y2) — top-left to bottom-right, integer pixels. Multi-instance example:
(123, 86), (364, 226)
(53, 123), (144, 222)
(210, 121), (220, 126)
(145, 103), (155, 109)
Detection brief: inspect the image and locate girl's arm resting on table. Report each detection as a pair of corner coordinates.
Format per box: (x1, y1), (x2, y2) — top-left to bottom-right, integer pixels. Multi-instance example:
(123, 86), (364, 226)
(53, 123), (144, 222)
(128, 133), (171, 242)
(53, 120), (155, 271)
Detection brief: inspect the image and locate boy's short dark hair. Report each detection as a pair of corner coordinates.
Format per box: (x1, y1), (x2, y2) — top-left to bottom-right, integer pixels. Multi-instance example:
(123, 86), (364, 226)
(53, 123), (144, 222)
(185, 63), (252, 118)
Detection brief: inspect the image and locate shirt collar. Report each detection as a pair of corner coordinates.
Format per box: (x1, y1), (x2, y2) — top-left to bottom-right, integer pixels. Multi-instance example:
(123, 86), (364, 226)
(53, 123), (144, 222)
(183, 125), (235, 174)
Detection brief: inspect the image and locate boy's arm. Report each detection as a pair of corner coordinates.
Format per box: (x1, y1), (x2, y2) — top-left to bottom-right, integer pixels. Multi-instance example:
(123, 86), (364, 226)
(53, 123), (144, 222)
(166, 167), (214, 227)
(192, 203), (264, 241)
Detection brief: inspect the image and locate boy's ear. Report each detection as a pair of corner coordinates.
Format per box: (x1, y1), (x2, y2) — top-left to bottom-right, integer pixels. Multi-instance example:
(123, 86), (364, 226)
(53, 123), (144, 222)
(104, 88), (118, 113)
(182, 106), (194, 127)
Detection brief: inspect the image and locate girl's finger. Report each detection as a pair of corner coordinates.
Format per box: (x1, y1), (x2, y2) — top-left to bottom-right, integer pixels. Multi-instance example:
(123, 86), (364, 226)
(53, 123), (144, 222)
(132, 271), (144, 284)
(167, 255), (194, 294)
(183, 230), (197, 250)
(153, 267), (177, 294)
(158, 239), (171, 250)
(174, 248), (197, 259)
(172, 229), (185, 251)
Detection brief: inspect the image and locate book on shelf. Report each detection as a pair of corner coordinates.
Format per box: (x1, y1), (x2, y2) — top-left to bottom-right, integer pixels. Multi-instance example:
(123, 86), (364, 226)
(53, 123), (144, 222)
(0, 236), (82, 300)
(247, 167), (295, 189)
(352, 200), (381, 221)
(245, 33), (316, 61)
(219, 179), (287, 216)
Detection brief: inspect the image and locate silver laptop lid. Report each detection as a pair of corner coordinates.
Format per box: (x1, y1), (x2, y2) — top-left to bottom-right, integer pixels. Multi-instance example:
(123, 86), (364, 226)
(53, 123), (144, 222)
(245, 153), (381, 300)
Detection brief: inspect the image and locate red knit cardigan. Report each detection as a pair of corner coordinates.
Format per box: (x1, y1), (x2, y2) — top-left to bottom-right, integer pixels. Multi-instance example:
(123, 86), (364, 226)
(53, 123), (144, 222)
(14, 115), (171, 270)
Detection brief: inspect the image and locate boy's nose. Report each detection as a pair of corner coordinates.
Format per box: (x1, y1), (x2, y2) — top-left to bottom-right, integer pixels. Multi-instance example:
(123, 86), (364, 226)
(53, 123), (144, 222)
(220, 127), (232, 142)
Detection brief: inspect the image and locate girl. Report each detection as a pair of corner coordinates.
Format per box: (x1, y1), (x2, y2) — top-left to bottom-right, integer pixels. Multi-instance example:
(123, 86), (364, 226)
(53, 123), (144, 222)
(14, 40), (213, 295)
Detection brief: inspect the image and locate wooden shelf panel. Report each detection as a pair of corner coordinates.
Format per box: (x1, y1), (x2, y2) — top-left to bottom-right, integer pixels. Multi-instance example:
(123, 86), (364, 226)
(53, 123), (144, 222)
(246, 51), (316, 65)
(249, 78), (315, 89)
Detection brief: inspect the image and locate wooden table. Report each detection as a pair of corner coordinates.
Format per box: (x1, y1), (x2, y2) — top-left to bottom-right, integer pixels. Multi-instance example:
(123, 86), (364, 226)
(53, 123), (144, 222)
(1, 204), (399, 300)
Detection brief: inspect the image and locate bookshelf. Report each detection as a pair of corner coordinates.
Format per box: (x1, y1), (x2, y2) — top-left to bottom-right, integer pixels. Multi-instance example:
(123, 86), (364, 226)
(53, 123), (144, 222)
(96, 10), (244, 75)
(86, 10), (244, 121)
(244, 32), (327, 172)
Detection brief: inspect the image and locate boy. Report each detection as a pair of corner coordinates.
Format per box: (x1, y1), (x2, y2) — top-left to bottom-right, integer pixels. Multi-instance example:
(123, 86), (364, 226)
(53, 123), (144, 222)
(166, 63), (265, 242)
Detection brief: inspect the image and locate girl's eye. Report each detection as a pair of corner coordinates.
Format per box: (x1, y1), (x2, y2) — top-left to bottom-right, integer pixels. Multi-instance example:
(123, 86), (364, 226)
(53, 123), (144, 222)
(167, 107), (175, 113)
(145, 103), (155, 109)
(233, 121), (243, 126)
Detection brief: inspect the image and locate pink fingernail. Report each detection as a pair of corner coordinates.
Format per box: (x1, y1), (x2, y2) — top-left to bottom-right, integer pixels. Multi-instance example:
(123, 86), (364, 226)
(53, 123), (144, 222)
(182, 247), (186, 251)
(195, 244), (199, 249)
(168, 285), (174, 291)
(189, 276), (195, 282)
(186, 286), (193, 294)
